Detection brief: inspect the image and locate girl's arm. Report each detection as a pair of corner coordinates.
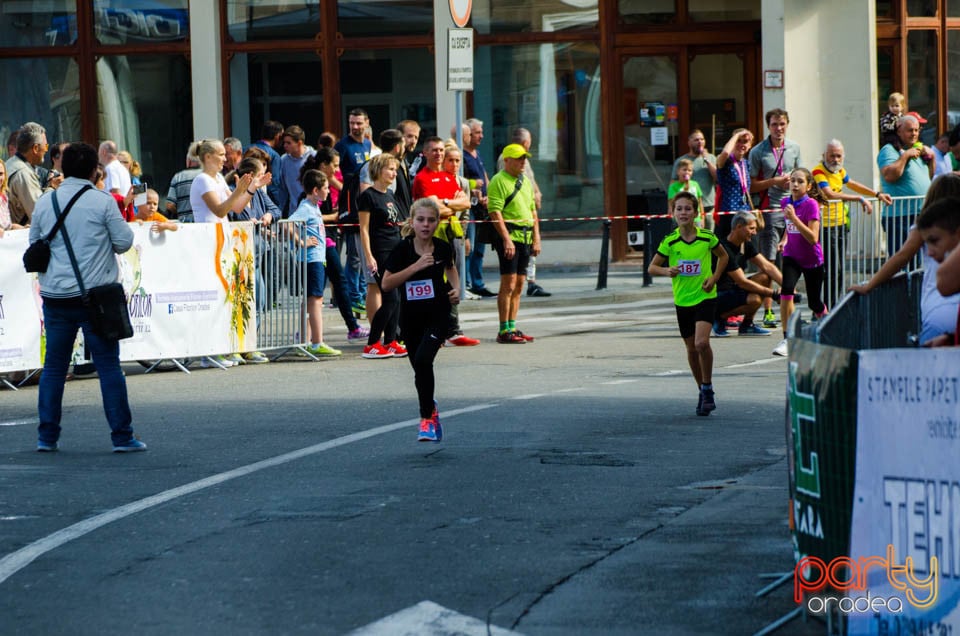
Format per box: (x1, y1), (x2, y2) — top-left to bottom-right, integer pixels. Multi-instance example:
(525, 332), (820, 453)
(937, 237), (960, 296)
(647, 253), (677, 278)
(703, 244), (728, 292)
(445, 262), (461, 305)
(785, 202), (820, 245)
(358, 210), (375, 272)
(201, 173), (259, 218)
(381, 250), (437, 292)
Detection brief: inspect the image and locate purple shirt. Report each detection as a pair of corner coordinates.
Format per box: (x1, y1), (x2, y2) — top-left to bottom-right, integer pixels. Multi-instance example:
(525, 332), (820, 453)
(780, 194), (824, 268)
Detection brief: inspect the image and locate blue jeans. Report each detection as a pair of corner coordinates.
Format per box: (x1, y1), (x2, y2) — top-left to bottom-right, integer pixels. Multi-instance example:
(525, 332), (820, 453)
(466, 215), (485, 290)
(38, 300), (135, 445)
(343, 233), (366, 306)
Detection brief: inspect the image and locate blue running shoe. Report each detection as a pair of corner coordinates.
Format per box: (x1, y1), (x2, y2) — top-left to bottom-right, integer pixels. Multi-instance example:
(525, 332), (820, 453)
(738, 323), (772, 336)
(37, 440), (59, 452)
(417, 419), (437, 442)
(712, 320), (729, 338)
(113, 438), (148, 453)
(432, 400), (441, 442)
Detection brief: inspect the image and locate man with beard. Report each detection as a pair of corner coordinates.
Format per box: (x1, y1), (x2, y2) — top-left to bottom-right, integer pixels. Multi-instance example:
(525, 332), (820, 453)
(813, 139), (893, 306)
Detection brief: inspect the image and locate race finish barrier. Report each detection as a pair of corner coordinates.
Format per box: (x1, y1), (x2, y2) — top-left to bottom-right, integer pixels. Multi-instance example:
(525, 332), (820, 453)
(0, 221), (315, 387)
(781, 272), (960, 635)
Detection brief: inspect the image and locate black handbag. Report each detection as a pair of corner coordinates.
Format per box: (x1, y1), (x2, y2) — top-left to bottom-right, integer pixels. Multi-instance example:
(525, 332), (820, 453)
(53, 191), (134, 341)
(22, 186), (92, 273)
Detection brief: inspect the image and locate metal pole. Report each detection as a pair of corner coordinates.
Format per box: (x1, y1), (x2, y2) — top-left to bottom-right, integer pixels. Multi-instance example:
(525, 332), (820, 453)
(596, 218), (611, 290)
(454, 92), (466, 299)
(643, 220), (653, 287)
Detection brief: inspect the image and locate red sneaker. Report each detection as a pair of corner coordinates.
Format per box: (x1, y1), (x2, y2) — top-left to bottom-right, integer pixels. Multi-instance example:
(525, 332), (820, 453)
(361, 342), (394, 359)
(446, 334), (480, 347)
(496, 331), (526, 344)
(386, 340), (408, 357)
(514, 330), (535, 342)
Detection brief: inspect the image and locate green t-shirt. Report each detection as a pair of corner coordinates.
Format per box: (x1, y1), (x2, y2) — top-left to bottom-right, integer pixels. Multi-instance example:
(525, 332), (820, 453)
(667, 179), (703, 202)
(656, 227), (720, 307)
(487, 170), (536, 244)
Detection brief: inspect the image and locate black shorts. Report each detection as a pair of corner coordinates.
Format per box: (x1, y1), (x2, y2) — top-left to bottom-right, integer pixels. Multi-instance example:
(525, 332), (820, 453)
(495, 240), (532, 276)
(716, 288), (749, 317)
(675, 299), (717, 339)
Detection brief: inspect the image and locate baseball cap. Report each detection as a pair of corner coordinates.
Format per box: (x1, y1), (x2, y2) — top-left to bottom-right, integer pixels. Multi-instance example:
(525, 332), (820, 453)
(906, 111), (928, 124)
(502, 143), (532, 160)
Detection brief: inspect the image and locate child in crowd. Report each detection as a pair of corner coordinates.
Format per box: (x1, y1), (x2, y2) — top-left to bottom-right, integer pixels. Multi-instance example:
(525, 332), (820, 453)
(851, 174), (960, 346)
(134, 189), (178, 232)
(648, 191), (728, 416)
(772, 168), (827, 357)
(382, 198), (460, 442)
(288, 170), (342, 358)
(668, 158), (705, 227)
(879, 92), (905, 149)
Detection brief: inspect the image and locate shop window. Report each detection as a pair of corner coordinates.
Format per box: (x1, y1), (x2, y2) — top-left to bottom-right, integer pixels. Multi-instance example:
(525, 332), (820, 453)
(226, 0), (318, 42)
(688, 53), (746, 153)
(473, 42), (602, 231)
(338, 49), (434, 138)
(906, 30), (938, 143)
(0, 57), (80, 160)
(338, 0), (432, 37)
(96, 55), (192, 197)
(618, 0), (674, 25)
(947, 32), (960, 132)
(877, 46), (896, 116)
(622, 55), (677, 199)
(471, 0), (598, 35)
(688, 0), (760, 22)
(94, 1), (188, 44)
(951, 0), (960, 16)
(230, 53), (324, 147)
(0, 1), (77, 46)
(906, 0), (937, 16)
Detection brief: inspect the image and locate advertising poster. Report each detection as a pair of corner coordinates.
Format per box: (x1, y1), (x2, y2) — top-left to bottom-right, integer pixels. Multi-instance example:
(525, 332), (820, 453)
(846, 349), (960, 634)
(0, 230), (43, 372)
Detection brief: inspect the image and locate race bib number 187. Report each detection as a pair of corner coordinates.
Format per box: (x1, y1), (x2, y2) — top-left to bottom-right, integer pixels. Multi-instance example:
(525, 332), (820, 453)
(405, 279), (435, 300)
(677, 259), (702, 276)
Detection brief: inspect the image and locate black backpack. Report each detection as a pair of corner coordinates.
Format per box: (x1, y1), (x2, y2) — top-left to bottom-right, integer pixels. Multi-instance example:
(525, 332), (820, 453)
(337, 160), (368, 234)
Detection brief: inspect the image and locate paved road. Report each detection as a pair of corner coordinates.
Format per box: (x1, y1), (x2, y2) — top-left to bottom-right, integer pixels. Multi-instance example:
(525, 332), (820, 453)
(0, 292), (822, 635)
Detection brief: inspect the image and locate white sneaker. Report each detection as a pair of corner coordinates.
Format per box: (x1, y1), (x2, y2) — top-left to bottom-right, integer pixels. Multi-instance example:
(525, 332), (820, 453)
(772, 338), (788, 357)
(200, 355), (234, 368)
(227, 353), (246, 365)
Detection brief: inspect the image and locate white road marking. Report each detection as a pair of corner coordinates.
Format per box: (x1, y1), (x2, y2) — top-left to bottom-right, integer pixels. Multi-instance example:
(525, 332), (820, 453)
(600, 379), (640, 385)
(552, 387), (585, 393)
(723, 357), (786, 369)
(652, 370), (685, 376)
(0, 420), (35, 427)
(0, 403), (497, 587)
(347, 600), (521, 635)
(512, 393), (548, 400)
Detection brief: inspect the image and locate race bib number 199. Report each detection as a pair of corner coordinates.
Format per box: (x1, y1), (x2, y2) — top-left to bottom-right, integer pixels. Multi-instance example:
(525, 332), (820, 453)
(405, 279), (435, 300)
(677, 259), (701, 276)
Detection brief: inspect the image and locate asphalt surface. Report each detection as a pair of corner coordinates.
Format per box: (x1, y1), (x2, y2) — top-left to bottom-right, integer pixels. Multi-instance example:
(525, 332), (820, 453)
(0, 269), (823, 635)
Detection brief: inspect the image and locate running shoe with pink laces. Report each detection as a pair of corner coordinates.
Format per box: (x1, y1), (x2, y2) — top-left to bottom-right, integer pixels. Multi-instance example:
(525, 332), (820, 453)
(362, 341), (394, 359)
(431, 400), (441, 441)
(417, 418), (438, 442)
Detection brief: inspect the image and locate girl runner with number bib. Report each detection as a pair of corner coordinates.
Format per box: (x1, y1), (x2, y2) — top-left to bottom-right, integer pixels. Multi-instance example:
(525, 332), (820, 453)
(648, 191), (729, 417)
(382, 198), (461, 442)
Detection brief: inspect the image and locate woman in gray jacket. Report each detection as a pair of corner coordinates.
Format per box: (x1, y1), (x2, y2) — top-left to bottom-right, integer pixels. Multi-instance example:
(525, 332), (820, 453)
(29, 142), (145, 453)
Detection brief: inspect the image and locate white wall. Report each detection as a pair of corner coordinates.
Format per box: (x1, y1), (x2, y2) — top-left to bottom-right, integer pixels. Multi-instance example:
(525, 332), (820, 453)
(767, 0), (879, 188)
(189, 0), (223, 139)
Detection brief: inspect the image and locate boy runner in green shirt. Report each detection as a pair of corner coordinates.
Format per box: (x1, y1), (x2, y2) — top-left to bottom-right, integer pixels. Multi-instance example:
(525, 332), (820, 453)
(648, 191), (729, 416)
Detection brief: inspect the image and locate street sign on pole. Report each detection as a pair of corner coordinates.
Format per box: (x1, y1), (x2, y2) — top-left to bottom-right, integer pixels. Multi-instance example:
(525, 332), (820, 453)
(447, 28), (473, 92)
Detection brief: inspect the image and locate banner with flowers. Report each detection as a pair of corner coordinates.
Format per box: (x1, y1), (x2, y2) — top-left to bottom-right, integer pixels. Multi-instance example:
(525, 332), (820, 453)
(0, 229), (43, 372)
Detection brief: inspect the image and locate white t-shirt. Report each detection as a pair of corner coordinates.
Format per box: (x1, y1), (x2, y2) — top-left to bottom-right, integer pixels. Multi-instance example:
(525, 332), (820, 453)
(190, 172), (232, 225)
(103, 158), (131, 195)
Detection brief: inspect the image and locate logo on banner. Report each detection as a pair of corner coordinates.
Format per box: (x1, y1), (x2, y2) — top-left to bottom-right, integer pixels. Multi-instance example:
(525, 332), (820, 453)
(795, 544), (939, 614)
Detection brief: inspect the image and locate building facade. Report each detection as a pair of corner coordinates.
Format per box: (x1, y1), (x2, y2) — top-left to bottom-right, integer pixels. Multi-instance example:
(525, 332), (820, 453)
(1, 1), (956, 259)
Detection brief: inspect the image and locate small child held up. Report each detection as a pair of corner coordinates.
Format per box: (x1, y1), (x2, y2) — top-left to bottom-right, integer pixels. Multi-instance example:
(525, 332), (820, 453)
(668, 158), (705, 227)
(879, 92), (905, 149)
(134, 189), (178, 232)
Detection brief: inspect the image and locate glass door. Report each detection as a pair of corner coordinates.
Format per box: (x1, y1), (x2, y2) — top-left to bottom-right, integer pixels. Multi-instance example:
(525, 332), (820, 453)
(622, 54), (678, 202)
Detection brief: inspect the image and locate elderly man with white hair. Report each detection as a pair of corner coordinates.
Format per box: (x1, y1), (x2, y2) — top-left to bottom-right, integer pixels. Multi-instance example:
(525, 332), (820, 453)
(814, 139), (893, 305)
(877, 113), (935, 257)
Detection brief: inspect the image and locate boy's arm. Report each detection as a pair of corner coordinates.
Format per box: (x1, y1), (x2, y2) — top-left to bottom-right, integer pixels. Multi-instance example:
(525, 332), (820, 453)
(850, 229), (923, 294)
(937, 240), (960, 296)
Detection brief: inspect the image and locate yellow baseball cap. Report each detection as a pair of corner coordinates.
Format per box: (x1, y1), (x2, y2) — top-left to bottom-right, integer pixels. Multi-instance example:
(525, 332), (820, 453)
(502, 143), (532, 160)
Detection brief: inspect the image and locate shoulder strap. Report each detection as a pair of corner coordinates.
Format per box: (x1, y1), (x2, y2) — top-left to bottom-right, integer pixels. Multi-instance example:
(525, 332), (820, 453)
(502, 173), (525, 211)
(51, 186), (94, 296)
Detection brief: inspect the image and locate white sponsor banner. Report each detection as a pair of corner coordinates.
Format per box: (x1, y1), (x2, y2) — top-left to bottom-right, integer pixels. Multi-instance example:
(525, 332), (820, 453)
(0, 229), (43, 372)
(118, 222), (257, 360)
(848, 349), (960, 633)
(0, 223), (257, 372)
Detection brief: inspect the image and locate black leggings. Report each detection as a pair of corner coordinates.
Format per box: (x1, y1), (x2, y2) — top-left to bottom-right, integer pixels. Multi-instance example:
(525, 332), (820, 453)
(781, 256), (826, 315)
(402, 320), (446, 419)
(367, 253), (399, 346)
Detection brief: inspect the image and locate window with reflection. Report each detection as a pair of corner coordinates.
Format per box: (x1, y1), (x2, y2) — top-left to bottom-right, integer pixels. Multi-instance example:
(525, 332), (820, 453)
(338, 48), (434, 136)
(93, 0), (188, 44)
(96, 55), (192, 196)
(950, 0), (960, 16)
(230, 52), (324, 146)
(0, 1), (77, 47)
(907, 0), (937, 17)
(338, 0), (432, 38)
(689, 53), (746, 149)
(226, 0), (318, 42)
(906, 30), (937, 143)
(622, 55), (677, 198)
(947, 32), (960, 132)
(471, 0), (598, 35)
(688, 0), (760, 22)
(0, 57), (81, 161)
(473, 42), (602, 230)
(618, 0), (674, 26)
